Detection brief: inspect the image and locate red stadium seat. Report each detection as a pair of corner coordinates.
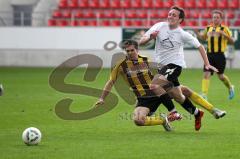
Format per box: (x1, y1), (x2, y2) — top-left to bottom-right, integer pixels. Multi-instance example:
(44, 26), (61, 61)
(132, 20), (143, 26)
(112, 20), (122, 26)
(88, 20), (97, 26)
(142, 0), (153, 8)
(226, 10), (235, 19)
(159, 10), (168, 18)
(99, 0), (110, 8)
(71, 20), (78, 26)
(180, 21), (186, 26)
(196, 0), (206, 8)
(84, 10), (96, 18)
(68, 0), (78, 8)
(124, 20), (132, 26)
(201, 20), (209, 26)
(57, 20), (69, 26)
(189, 10), (200, 19)
(100, 20), (111, 26)
(152, 0), (163, 8)
(131, 0), (141, 8)
(52, 10), (62, 18)
(48, 19), (56, 26)
(150, 19), (160, 25)
(201, 10), (211, 19)
(234, 20), (240, 26)
(110, 1), (120, 8)
(62, 10), (72, 18)
(74, 10), (83, 18)
(137, 10), (148, 18)
(207, 0), (217, 9)
(78, 0), (88, 8)
(217, 0), (228, 8)
(150, 10), (160, 18)
(163, 0), (174, 8)
(121, 0), (131, 8)
(114, 10), (123, 18)
(184, 0), (196, 8)
(78, 20), (88, 26)
(150, 9), (167, 19)
(185, 20), (198, 26)
(59, 0), (67, 8)
(228, 0), (239, 9)
(174, 0), (185, 8)
(88, 0), (99, 8)
(125, 10), (137, 18)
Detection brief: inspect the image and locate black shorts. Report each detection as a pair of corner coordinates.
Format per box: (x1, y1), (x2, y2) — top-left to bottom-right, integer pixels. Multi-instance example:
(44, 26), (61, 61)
(136, 96), (162, 114)
(204, 53), (226, 75)
(158, 63), (182, 87)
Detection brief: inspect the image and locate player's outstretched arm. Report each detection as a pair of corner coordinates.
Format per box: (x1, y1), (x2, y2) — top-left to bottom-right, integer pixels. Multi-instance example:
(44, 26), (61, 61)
(139, 31), (159, 45)
(95, 80), (115, 106)
(198, 45), (218, 73)
(193, 29), (206, 41)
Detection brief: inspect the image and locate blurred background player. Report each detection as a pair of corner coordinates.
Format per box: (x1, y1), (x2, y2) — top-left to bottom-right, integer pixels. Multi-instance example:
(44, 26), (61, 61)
(0, 84), (3, 96)
(194, 10), (235, 100)
(139, 6), (218, 131)
(95, 39), (183, 131)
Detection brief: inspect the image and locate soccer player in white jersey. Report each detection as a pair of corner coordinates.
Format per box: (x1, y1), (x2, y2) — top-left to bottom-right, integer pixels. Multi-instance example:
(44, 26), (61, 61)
(139, 6), (218, 131)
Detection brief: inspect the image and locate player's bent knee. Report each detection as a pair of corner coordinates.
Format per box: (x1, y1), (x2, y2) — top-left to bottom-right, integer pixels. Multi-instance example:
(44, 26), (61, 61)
(181, 86), (191, 97)
(134, 119), (144, 126)
(149, 84), (158, 91)
(173, 94), (185, 103)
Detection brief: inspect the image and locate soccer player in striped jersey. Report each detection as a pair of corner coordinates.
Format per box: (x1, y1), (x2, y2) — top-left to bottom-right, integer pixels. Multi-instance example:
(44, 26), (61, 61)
(194, 10), (235, 100)
(96, 40), (182, 131)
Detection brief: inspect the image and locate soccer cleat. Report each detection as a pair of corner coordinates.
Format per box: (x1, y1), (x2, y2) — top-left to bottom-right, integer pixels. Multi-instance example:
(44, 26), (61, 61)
(0, 84), (3, 96)
(228, 85), (234, 100)
(195, 110), (204, 131)
(212, 108), (226, 119)
(167, 111), (182, 122)
(161, 114), (173, 132)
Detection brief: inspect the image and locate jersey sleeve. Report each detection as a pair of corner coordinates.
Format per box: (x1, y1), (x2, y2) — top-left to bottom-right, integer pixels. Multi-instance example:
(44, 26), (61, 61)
(224, 26), (232, 37)
(182, 30), (201, 48)
(202, 27), (208, 37)
(110, 61), (122, 81)
(144, 22), (163, 38)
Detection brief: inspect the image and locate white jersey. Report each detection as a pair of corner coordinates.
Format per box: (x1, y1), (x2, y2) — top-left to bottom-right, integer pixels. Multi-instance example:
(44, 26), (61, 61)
(145, 22), (201, 68)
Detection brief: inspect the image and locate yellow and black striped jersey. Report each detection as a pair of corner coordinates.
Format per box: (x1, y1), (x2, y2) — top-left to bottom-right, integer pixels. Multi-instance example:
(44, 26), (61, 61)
(110, 55), (155, 97)
(203, 24), (232, 53)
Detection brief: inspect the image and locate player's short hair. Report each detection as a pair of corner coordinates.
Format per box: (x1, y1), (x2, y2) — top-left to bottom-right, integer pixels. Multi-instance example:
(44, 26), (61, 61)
(120, 39), (139, 50)
(171, 6), (185, 24)
(212, 10), (224, 19)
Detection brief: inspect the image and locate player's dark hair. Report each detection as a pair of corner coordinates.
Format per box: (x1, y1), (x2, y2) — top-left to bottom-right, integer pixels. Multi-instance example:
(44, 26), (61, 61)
(120, 39), (139, 50)
(171, 6), (185, 24)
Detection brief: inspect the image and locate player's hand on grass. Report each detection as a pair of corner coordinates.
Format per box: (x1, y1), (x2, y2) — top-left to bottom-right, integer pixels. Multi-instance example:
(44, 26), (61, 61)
(205, 65), (219, 73)
(95, 98), (104, 107)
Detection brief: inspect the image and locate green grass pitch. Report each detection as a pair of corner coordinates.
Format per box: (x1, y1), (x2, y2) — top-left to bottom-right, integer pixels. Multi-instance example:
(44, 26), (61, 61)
(0, 67), (239, 159)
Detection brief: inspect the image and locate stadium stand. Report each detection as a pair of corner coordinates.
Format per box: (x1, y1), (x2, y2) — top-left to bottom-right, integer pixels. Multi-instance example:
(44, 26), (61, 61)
(48, 0), (240, 27)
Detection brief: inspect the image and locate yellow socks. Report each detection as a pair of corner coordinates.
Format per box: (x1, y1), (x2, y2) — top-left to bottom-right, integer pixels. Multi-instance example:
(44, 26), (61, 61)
(222, 75), (232, 89)
(202, 79), (210, 95)
(143, 116), (164, 126)
(190, 91), (213, 113)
